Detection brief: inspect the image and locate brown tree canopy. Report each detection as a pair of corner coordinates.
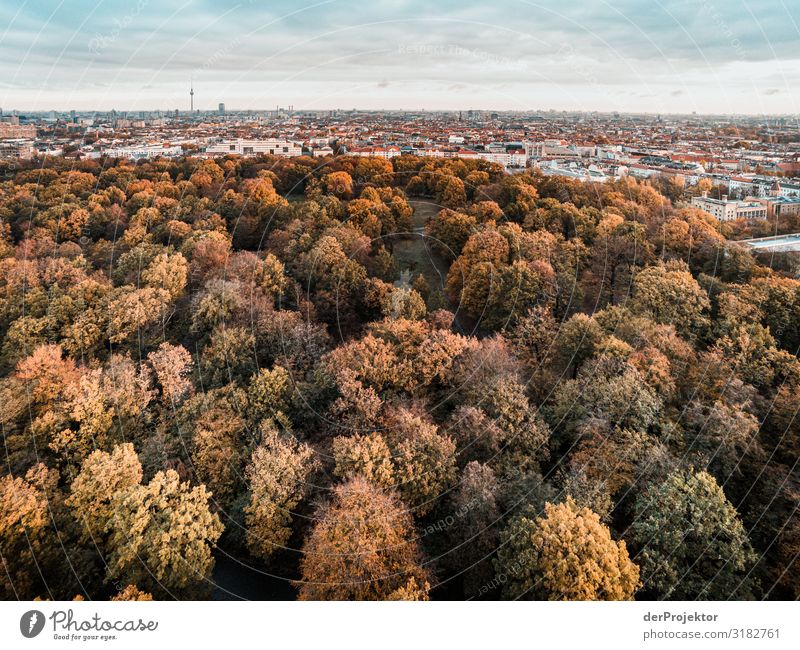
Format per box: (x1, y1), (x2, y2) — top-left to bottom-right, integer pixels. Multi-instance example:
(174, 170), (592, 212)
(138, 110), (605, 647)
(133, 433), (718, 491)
(245, 423), (319, 560)
(297, 478), (430, 600)
(0, 154), (795, 601)
(495, 498), (640, 600)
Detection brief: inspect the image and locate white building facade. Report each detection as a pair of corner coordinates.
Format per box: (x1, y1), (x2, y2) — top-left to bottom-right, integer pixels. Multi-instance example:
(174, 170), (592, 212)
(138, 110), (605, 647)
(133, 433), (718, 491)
(691, 194), (768, 221)
(205, 139), (302, 157)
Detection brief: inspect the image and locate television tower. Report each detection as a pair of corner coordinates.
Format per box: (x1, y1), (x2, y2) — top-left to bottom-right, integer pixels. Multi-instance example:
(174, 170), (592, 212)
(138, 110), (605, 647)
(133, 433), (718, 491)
(190, 80), (194, 112)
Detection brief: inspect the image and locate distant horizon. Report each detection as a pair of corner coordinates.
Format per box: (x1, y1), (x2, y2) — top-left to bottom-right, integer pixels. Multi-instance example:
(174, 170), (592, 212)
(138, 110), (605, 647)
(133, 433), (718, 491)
(4, 105), (799, 120)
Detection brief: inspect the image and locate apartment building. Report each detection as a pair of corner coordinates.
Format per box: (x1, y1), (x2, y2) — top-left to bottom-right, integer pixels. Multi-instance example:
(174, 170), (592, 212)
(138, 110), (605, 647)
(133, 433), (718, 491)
(749, 195), (800, 220)
(731, 177), (800, 199)
(0, 123), (36, 139)
(205, 139), (302, 157)
(98, 144), (184, 159)
(346, 146), (401, 159)
(0, 139), (35, 159)
(691, 194), (767, 221)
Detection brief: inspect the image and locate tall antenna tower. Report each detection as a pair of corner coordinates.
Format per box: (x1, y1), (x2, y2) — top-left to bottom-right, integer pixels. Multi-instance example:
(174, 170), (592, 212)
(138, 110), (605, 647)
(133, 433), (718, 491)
(190, 78), (194, 112)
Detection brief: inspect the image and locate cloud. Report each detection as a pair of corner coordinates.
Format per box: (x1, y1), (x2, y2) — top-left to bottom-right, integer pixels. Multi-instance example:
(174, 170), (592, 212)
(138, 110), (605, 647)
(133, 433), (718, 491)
(0, 0), (797, 112)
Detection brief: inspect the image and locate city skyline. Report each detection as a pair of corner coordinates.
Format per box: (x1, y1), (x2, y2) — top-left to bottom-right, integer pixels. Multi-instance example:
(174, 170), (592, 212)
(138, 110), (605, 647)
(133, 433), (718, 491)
(1, 0), (798, 114)
(4, 104), (800, 119)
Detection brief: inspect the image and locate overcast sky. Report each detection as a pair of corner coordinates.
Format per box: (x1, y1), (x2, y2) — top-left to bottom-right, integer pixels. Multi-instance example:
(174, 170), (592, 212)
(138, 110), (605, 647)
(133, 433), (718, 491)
(1, 0), (798, 114)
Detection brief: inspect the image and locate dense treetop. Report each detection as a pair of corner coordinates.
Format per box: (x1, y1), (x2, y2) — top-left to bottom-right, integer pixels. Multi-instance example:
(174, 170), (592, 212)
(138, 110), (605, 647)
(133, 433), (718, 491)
(0, 153), (797, 600)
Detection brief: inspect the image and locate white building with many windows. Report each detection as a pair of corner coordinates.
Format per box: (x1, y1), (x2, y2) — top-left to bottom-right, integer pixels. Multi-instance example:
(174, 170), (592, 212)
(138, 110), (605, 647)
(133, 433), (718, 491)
(691, 194), (767, 221)
(205, 139), (302, 157)
(97, 144), (183, 159)
(346, 146), (401, 159)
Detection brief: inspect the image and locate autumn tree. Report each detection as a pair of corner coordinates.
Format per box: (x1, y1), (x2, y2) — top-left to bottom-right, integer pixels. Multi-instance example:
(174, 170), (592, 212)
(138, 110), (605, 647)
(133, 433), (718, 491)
(737, 275), (800, 353)
(106, 469), (223, 596)
(0, 465), (57, 598)
(244, 423), (319, 560)
(437, 176), (467, 209)
(107, 286), (172, 346)
(568, 425), (668, 503)
(111, 585), (153, 601)
(51, 355), (153, 472)
(67, 443), (143, 544)
(326, 369), (383, 432)
(332, 407), (456, 517)
(470, 200), (504, 223)
(495, 497), (639, 600)
(632, 468), (757, 599)
(190, 278), (245, 334)
(425, 208), (476, 256)
(332, 432), (395, 489)
(446, 405), (506, 466)
(14, 344), (79, 411)
(585, 216), (653, 308)
(190, 399), (245, 507)
(147, 342), (194, 406)
(247, 365), (292, 424)
(381, 286), (427, 321)
(200, 325), (257, 386)
(382, 407), (457, 516)
(141, 251), (189, 301)
(548, 354), (662, 446)
(631, 260), (710, 338)
(683, 399), (761, 482)
(297, 478), (430, 600)
(507, 305), (557, 382)
(322, 171), (354, 199)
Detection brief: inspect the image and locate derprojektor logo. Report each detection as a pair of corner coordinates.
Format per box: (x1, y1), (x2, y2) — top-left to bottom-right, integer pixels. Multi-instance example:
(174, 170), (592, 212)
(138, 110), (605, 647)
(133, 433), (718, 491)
(20, 610), (45, 638)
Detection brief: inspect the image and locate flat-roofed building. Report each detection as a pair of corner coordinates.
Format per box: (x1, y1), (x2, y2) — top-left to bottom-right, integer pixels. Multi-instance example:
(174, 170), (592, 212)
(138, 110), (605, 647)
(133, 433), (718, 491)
(0, 139), (35, 159)
(347, 146), (401, 159)
(100, 144), (183, 159)
(691, 193), (767, 221)
(748, 195), (800, 220)
(0, 123), (36, 139)
(205, 139), (302, 157)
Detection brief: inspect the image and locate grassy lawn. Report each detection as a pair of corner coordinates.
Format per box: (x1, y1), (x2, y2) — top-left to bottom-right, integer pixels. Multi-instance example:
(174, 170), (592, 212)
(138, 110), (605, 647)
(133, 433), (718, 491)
(391, 199), (453, 292)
